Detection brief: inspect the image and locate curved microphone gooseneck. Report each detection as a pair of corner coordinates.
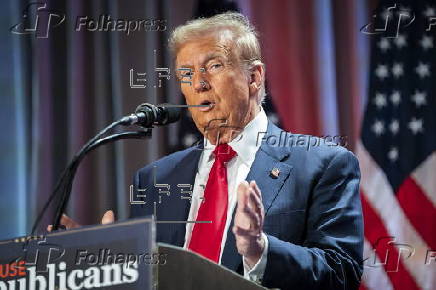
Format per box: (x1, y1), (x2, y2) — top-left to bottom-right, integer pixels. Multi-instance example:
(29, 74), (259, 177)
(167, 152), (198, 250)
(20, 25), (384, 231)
(31, 103), (181, 235)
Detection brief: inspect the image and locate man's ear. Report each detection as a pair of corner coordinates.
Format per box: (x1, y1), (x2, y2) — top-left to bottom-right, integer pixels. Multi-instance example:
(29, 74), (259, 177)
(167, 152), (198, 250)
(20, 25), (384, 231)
(248, 64), (264, 97)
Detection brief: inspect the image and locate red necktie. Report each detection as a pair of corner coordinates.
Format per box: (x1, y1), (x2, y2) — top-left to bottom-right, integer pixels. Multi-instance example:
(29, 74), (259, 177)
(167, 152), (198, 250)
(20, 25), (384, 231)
(188, 143), (237, 262)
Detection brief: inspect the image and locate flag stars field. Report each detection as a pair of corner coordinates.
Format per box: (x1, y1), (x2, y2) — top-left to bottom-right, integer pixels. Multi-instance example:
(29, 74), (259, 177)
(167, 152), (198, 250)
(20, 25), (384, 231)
(408, 117), (424, 134)
(388, 147), (399, 162)
(372, 120), (385, 136)
(392, 63), (404, 78)
(390, 91), (401, 105)
(378, 38), (390, 52)
(389, 119), (399, 135)
(419, 35), (433, 51)
(374, 92), (387, 109)
(375, 64), (389, 79)
(394, 34), (407, 49)
(415, 62), (430, 78)
(411, 91), (427, 107)
(423, 6), (435, 17)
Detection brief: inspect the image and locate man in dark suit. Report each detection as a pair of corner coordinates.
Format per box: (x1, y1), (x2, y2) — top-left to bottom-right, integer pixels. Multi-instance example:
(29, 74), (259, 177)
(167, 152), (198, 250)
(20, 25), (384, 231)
(130, 12), (364, 290)
(55, 11), (363, 290)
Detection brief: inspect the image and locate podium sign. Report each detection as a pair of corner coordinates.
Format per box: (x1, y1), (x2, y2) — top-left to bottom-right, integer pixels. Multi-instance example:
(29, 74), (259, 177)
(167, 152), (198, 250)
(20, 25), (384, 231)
(0, 217), (156, 290)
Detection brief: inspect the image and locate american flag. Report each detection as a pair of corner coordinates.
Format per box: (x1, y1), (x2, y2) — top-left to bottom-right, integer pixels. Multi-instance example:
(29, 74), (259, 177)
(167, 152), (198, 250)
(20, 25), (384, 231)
(357, 1), (436, 290)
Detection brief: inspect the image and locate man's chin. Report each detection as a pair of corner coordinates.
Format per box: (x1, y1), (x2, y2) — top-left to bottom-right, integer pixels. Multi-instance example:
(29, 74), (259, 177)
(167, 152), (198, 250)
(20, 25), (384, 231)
(194, 116), (225, 131)
(200, 126), (243, 145)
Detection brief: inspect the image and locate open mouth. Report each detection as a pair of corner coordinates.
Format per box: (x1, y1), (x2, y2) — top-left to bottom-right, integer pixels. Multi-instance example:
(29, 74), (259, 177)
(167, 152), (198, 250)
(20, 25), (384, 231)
(198, 100), (215, 112)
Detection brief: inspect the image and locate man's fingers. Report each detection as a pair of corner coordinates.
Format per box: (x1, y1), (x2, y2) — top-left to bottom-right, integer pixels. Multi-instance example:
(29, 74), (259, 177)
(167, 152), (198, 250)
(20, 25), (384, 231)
(233, 224), (251, 236)
(250, 180), (262, 201)
(60, 214), (80, 229)
(237, 181), (262, 224)
(248, 187), (262, 208)
(233, 224), (261, 237)
(240, 198), (261, 229)
(248, 181), (264, 225)
(101, 210), (115, 225)
(248, 190), (263, 222)
(245, 202), (261, 228)
(47, 211), (114, 232)
(237, 181), (250, 209)
(47, 225), (64, 232)
(47, 214), (78, 232)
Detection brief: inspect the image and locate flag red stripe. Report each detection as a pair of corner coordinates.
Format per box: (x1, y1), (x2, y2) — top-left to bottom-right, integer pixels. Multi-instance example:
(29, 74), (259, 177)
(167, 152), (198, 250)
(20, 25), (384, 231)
(361, 191), (420, 290)
(397, 176), (436, 249)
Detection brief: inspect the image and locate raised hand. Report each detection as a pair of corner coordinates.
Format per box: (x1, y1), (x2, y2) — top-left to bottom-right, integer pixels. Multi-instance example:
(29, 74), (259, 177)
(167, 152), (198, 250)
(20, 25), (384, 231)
(233, 180), (265, 268)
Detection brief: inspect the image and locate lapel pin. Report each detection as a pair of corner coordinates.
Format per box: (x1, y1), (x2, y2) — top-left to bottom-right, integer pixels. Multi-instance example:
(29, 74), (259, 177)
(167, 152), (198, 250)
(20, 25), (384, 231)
(270, 168), (280, 179)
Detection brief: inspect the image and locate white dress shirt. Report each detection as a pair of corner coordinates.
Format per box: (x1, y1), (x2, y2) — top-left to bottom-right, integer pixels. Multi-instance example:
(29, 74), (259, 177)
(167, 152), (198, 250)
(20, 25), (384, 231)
(183, 107), (269, 283)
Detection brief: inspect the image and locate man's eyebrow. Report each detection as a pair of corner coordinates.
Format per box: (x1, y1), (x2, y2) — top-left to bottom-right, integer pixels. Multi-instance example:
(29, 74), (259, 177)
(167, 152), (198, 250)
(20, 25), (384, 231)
(203, 53), (225, 64)
(177, 52), (225, 69)
(177, 64), (194, 69)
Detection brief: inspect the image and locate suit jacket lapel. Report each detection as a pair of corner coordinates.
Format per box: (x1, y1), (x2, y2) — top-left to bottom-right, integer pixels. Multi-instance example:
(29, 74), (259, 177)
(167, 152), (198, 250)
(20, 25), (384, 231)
(221, 121), (293, 271)
(252, 122), (293, 214)
(159, 144), (203, 247)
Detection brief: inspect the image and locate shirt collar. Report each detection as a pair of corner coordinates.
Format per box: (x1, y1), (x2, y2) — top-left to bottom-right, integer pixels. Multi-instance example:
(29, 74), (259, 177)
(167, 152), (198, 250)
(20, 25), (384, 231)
(203, 107), (268, 165)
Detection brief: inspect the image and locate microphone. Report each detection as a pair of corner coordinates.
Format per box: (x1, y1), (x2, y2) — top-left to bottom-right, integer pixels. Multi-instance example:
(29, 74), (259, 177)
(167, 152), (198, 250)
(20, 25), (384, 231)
(121, 103), (181, 127)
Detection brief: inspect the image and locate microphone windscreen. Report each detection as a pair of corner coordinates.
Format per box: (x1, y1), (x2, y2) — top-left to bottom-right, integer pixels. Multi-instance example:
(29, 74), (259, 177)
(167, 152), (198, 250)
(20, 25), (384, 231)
(159, 103), (181, 125)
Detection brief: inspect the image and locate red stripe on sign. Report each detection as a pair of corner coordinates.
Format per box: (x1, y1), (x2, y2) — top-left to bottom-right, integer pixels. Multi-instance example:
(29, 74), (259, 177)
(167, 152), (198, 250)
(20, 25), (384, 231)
(397, 176), (436, 250)
(361, 192), (420, 290)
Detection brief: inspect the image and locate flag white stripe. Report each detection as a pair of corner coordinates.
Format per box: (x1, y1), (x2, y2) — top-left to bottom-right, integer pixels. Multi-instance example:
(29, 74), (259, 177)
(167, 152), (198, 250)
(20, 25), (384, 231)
(411, 152), (436, 208)
(361, 239), (394, 290)
(356, 141), (435, 290)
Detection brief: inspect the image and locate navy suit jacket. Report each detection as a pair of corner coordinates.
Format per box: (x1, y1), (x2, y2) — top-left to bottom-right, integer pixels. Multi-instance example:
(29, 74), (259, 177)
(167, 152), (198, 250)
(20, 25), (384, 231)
(130, 121), (364, 289)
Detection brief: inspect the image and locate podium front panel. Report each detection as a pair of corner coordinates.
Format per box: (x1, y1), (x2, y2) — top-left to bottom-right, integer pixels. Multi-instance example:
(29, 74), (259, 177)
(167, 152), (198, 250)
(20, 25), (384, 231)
(0, 217), (156, 290)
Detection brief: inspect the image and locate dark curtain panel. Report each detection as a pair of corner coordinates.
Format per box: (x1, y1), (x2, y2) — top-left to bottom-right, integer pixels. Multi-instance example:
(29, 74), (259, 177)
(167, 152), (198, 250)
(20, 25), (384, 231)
(1, 0), (197, 238)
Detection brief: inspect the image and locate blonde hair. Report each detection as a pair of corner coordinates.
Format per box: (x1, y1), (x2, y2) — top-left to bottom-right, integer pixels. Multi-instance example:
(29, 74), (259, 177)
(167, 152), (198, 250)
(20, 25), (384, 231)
(169, 12), (266, 103)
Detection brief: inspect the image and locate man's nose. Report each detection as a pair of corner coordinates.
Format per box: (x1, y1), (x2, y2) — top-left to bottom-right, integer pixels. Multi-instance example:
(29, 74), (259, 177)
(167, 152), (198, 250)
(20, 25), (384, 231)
(193, 71), (210, 92)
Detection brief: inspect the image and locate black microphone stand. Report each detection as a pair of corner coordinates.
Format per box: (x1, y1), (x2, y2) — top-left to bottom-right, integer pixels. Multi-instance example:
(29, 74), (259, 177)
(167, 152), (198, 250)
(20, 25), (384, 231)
(31, 120), (152, 235)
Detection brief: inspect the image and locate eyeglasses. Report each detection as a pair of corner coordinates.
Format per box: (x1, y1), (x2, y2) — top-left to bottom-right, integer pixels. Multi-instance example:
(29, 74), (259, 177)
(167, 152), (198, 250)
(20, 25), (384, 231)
(176, 60), (230, 86)
(176, 57), (260, 86)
